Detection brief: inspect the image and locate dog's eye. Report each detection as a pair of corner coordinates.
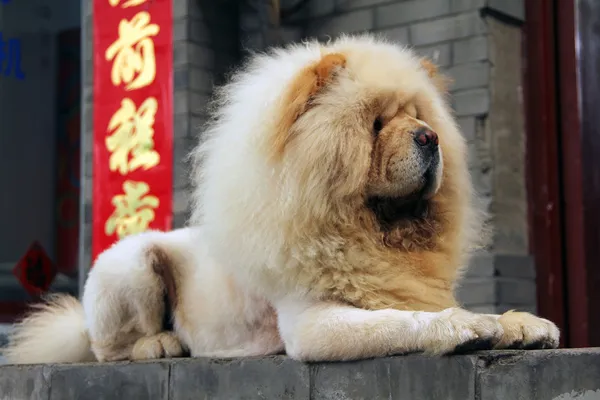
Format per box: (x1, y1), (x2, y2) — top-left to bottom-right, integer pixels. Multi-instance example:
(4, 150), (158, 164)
(373, 117), (383, 135)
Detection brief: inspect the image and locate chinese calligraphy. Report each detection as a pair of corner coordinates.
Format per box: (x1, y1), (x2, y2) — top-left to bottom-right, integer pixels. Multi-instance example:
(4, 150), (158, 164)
(94, 0), (172, 256)
(109, 0), (148, 7)
(105, 11), (159, 90)
(106, 97), (160, 175)
(105, 180), (159, 238)
(0, 32), (25, 80)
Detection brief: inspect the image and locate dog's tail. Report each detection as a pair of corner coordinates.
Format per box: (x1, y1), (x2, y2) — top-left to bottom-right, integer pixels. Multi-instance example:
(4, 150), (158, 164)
(2, 294), (96, 364)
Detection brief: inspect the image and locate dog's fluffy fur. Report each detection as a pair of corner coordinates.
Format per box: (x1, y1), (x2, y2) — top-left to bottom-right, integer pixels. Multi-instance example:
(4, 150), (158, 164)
(3, 35), (559, 364)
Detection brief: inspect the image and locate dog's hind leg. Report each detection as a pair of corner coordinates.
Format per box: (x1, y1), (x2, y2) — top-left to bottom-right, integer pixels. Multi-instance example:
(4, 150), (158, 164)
(129, 243), (185, 361)
(83, 232), (186, 362)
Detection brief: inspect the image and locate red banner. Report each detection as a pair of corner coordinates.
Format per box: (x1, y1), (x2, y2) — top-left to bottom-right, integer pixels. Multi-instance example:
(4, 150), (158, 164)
(92, 0), (173, 262)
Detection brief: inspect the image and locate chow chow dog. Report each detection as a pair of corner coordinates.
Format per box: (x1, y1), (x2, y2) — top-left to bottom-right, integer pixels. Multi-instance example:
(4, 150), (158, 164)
(3, 34), (559, 364)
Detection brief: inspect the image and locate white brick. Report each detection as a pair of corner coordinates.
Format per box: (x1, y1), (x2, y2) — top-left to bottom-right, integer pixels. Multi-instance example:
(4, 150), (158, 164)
(413, 43), (451, 67)
(447, 62), (489, 91)
(452, 36), (488, 64)
(378, 26), (410, 45)
(375, 0), (450, 29)
(307, 9), (374, 37)
(409, 12), (487, 46)
(452, 88), (489, 116)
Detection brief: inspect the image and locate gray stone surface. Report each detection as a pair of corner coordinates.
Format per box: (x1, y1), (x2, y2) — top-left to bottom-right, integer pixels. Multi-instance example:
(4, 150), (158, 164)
(478, 350), (600, 400)
(170, 356), (310, 399)
(1, 350), (599, 399)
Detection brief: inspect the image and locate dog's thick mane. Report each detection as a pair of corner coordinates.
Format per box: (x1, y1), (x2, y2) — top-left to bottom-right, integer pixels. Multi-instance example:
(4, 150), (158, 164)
(189, 34), (489, 311)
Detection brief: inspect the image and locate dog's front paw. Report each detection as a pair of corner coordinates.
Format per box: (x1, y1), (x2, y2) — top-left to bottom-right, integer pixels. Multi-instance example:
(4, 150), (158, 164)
(131, 332), (185, 360)
(420, 308), (504, 355)
(494, 310), (560, 350)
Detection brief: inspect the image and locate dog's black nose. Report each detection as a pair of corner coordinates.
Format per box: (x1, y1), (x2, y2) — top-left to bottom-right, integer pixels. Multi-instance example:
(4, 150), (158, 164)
(413, 127), (438, 148)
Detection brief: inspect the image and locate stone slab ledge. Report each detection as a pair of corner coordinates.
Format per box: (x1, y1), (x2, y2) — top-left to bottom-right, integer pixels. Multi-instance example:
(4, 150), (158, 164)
(1, 349), (599, 399)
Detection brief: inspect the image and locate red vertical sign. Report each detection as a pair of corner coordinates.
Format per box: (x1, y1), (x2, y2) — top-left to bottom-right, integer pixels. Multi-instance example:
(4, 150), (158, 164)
(92, 0), (173, 262)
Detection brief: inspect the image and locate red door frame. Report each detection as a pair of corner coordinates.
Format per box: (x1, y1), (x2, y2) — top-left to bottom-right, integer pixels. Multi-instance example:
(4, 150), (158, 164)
(523, 0), (568, 347)
(524, 0), (600, 347)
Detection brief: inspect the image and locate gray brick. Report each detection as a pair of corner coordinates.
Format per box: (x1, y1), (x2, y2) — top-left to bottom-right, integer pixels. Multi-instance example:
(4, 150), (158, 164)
(313, 355), (477, 399)
(240, 12), (260, 31)
(470, 165), (492, 195)
(413, 42), (452, 67)
(173, 18), (188, 41)
(174, 92), (188, 115)
(172, 212), (188, 229)
(453, 35), (488, 64)
(458, 116), (477, 141)
(495, 255), (535, 279)
(174, 42), (214, 69)
(188, 19), (210, 44)
(479, 350), (600, 400)
(174, 112), (190, 140)
(496, 277), (536, 305)
(0, 365), (49, 400)
(376, 0), (451, 29)
(190, 92), (210, 116)
(84, 176), (93, 204)
(378, 26), (410, 46)
(307, 9), (374, 38)
(309, 0), (336, 17)
(456, 277), (495, 306)
(169, 357), (310, 400)
(173, 0), (202, 19)
(447, 62), (489, 91)
(488, 0), (525, 22)
(336, 0), (394, 11)
(410, 12), (487, 46)
(49, 362), (169, 400)
(241, 31), (264, 51)
(190, 68), (214, 93)
(173, 189), (189, 214)
(451, 0), (485, 12)
(452, 88), (490, 116)
(464, 252), (495, 278)
(466, 304), (496, 313)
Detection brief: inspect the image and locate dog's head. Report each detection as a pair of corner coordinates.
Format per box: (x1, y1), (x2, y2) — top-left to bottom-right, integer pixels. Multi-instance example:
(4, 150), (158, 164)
(265, 37), (459, 217)
(193, 35), (471, 249)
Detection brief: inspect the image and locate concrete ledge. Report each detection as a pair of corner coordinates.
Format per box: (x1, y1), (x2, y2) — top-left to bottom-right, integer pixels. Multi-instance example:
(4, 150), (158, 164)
(1, 350), (599, 399)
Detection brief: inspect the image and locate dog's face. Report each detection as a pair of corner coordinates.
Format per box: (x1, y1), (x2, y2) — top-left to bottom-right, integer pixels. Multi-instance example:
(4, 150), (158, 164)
(274, 44), (451, 207)
(364, 93), (443, 200)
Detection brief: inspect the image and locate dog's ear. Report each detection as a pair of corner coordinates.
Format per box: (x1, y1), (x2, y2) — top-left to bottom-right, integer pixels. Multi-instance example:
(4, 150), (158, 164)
(271, 53), (346, 160)
(420, 58), (452, 94)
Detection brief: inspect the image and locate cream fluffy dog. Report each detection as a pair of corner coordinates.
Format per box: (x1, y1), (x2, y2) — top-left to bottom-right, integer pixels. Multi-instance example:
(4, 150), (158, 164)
(3, 35), (559, 365)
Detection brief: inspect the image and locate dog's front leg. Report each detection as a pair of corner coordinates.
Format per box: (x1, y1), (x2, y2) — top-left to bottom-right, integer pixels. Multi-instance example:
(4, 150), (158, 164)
(482, 311), (560, 350)
(276, 298), (505, 362)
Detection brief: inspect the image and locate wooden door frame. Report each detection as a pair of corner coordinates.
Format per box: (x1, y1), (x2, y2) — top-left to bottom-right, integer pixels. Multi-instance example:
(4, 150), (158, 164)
(524, 0), (600, 347)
